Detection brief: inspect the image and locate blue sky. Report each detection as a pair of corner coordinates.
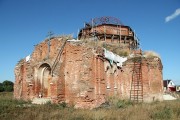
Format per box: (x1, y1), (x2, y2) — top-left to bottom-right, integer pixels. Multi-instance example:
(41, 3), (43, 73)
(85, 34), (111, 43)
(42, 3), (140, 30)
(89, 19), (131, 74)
(0, 0), (180, 84)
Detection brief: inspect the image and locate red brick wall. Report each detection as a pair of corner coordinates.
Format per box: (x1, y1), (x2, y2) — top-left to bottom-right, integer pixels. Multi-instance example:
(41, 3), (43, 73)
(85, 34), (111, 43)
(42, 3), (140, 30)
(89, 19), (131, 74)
(14, 37), (163, 109)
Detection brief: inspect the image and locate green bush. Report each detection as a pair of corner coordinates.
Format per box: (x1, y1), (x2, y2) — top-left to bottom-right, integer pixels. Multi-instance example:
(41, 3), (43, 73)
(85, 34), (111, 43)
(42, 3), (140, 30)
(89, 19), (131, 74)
(116, 100), (133, 108)
(58, 102), (67, 109)
(107, 96), (133, 109)
(2, 80), (14, 92)
(0, 83), (4, 92)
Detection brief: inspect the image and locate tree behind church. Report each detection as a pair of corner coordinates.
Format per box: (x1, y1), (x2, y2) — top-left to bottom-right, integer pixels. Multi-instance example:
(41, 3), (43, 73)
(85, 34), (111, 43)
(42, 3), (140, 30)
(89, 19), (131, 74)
(0, 80), (14, 92)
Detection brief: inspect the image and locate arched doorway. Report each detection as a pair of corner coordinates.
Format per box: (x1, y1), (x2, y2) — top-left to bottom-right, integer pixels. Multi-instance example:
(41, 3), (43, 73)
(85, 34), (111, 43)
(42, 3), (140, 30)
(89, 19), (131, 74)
(37, 63), (51, 98)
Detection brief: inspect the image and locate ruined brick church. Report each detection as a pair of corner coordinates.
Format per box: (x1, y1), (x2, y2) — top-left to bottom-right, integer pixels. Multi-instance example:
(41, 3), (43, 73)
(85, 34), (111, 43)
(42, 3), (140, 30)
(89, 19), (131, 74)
(14, 17), (163, 109)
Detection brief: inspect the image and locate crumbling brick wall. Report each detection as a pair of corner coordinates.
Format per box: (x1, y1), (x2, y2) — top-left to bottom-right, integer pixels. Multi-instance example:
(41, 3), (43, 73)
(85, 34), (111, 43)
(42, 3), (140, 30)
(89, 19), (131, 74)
(14, 36), (163, 109)
(141, 57), (163, 102)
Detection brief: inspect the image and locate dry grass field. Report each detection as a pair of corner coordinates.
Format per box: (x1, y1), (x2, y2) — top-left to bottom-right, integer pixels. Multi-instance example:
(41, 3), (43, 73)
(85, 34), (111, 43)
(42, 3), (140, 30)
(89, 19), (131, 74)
(0, 92), (180, 120)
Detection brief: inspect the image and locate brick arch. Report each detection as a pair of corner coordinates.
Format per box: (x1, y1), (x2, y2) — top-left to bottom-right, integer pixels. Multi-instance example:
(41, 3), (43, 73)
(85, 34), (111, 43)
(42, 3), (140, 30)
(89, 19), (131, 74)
(36, 63), (51, 98)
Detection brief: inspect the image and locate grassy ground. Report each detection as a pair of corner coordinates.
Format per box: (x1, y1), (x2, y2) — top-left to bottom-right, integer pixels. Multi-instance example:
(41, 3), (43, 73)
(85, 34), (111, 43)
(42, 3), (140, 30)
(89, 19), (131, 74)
(0, 92), (180, 120)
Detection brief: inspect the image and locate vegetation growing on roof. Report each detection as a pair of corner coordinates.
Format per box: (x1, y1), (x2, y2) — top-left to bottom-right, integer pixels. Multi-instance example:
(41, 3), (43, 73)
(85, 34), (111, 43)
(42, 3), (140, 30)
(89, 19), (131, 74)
(143, 51), (160, 58)
(131, 56), (142, 63)
(81, 39), (130, 57)
(102, 42), (129, 57)
(44, 34), (73, 42)
(17, 59), (24, 65)
(54, 34), (73, 40)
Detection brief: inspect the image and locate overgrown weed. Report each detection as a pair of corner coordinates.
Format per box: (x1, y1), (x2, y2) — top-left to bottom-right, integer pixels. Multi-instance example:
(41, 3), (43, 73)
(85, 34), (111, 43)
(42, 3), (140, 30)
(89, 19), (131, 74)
(0, 92), (180, 120)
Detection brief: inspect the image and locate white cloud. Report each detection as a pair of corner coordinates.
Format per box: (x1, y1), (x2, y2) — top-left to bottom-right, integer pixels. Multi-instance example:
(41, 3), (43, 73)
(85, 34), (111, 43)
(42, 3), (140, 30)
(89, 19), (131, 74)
(165, 8), (180, 22)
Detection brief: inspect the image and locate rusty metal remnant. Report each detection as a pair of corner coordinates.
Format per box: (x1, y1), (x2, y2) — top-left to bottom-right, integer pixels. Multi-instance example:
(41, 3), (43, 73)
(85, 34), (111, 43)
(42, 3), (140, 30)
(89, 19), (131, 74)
(91, 16), (123, 26)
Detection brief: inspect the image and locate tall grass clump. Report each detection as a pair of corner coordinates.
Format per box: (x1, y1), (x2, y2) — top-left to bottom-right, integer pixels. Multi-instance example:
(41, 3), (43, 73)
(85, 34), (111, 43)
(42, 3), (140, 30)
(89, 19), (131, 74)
(106, 96), (133, 109)
(151, 106), (173, 119)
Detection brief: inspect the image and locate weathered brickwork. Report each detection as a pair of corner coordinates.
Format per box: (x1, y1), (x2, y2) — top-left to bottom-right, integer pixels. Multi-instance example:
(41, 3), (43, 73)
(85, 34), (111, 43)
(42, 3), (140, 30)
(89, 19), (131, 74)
(14, 36), (163, 109)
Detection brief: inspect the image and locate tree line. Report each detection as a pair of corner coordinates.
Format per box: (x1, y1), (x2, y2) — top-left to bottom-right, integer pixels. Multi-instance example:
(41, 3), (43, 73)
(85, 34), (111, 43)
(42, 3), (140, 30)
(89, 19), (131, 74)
(0, 80), (14, 92)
